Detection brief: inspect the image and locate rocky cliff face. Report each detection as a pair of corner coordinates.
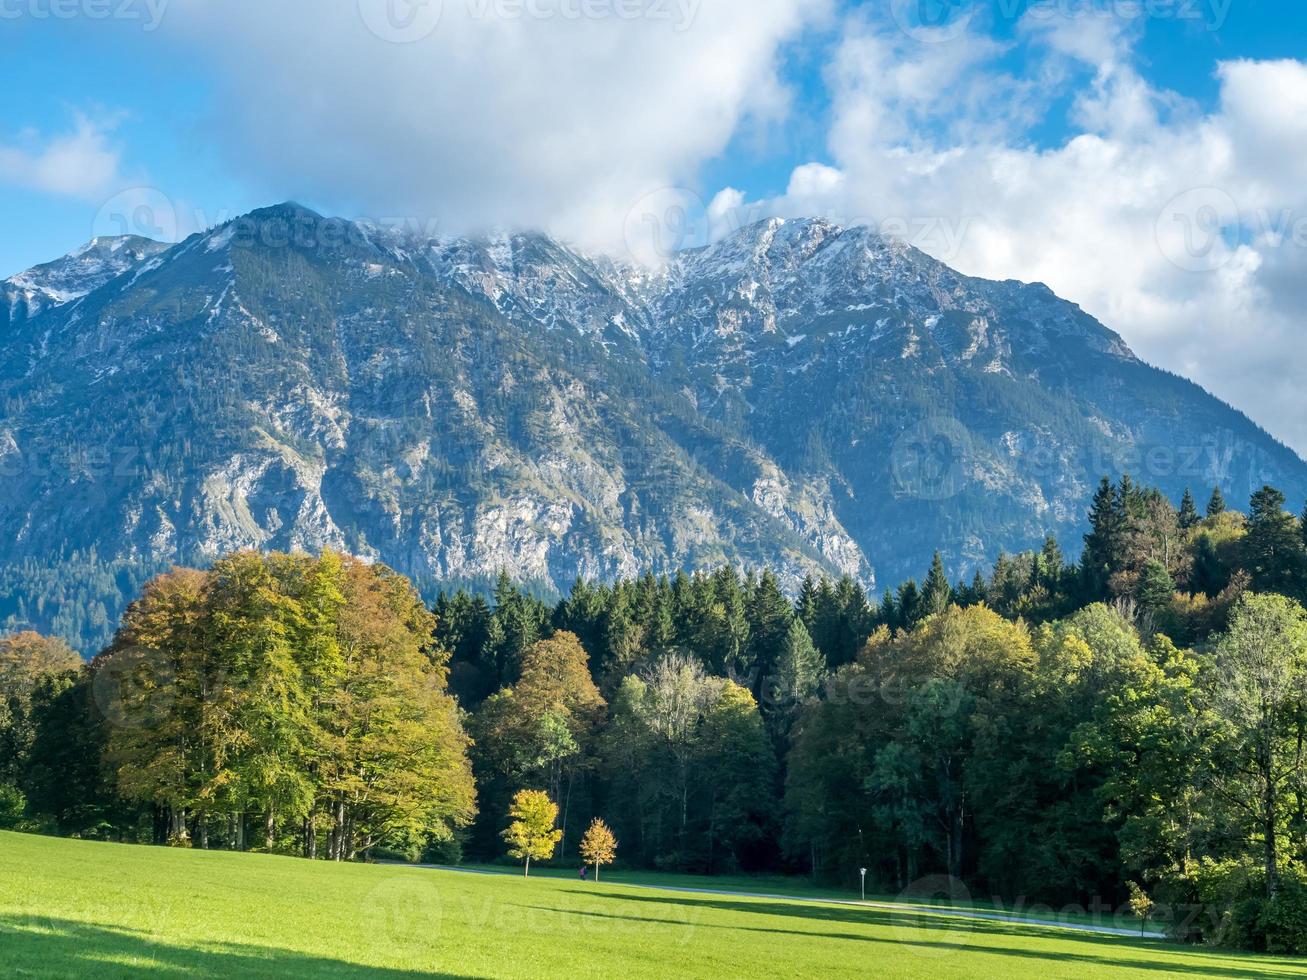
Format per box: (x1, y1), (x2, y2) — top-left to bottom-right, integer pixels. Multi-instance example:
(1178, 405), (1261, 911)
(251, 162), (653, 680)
(3, 204), (1304, 651)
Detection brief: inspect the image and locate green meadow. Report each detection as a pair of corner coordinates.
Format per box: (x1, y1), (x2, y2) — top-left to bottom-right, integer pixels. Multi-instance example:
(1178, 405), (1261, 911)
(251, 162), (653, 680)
(2, 832), (1304, 978)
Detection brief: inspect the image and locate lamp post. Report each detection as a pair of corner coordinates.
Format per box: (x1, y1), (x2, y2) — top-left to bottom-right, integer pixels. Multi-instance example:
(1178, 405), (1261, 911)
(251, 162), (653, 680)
(859, 867), (867, 902)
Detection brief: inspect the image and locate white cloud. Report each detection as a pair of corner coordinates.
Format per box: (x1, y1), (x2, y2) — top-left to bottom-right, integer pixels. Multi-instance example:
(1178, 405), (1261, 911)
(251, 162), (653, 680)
(157, 0), (826, 254)
(0, 114), (125, 200)
(740, 9), (1307, 456)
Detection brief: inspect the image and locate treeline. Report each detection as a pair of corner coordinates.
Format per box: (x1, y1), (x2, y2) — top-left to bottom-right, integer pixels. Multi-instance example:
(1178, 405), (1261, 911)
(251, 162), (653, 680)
(0, 552), (474, 861)
(4, 479), (1307, 952)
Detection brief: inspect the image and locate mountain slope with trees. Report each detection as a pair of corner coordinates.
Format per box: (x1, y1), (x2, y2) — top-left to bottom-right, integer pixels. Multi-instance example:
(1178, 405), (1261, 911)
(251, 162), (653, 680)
(2, 204), (1305, 652)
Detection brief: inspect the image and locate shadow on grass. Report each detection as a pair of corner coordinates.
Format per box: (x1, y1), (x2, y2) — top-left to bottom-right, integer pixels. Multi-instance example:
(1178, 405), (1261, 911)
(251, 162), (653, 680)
(0, 915), (476, 979)
(518, 891), (1305, 980)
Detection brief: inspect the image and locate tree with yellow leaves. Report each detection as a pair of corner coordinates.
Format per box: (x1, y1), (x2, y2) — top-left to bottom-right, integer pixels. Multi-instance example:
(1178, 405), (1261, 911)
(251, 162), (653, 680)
(579, 817), (617, 880)
(502, 789), (562, 876)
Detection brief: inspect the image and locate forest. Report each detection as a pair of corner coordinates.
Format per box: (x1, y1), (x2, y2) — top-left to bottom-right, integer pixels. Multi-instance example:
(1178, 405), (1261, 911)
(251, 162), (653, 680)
(3, 478), (1307, 953)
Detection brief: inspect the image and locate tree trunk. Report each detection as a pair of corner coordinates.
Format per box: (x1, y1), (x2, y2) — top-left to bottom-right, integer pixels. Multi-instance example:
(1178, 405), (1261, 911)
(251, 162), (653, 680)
(561, 769), (574, 857)
(265, 808), (276, 851)
(1265, 760), (1279, 898)
(524, 855), (530, 878)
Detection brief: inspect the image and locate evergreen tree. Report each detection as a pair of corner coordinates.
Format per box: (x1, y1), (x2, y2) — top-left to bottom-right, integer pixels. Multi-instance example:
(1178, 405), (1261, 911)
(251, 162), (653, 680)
(1178, 489), (1200, 531)
(922, 552), (953, 618)
(744, 571), (794, 688)
(796, 576), (818, 631)
(1207, 486), (1226, 518)
(878, 591), (898, 632)
(765, 618), (825, 743)
(897, 580), (921, 628)
(1136, 559), (1175, 617)
(1243, 486), (1304, 597)
(1082, 477), (1125, 600)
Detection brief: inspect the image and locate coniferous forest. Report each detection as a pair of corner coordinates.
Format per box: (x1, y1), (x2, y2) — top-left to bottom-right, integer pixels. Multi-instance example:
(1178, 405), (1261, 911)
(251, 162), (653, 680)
(5, 478), (1307, 953)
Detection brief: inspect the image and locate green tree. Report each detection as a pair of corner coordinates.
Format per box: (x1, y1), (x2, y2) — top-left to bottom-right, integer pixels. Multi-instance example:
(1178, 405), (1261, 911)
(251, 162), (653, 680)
(1208, 486), (1227, 519)
(0, 632), (80, 786)
(1208, 594), (1307, 899)
(922, 552), (953, 618)
(764, 618), (825, 743)
(1243, 487), (1304, 597)
(503, 789), (562, 876)
(1179, 489), (1200, 531)
(1136, 559), (1176, 618)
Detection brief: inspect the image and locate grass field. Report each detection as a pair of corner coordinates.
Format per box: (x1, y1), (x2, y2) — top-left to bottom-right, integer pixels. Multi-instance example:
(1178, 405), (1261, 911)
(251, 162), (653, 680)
(2, 832), (1305, 978)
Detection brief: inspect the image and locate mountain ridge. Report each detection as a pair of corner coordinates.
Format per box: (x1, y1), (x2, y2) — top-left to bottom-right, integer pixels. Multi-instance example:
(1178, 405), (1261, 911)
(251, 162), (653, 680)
(3, 202), (1304, 651)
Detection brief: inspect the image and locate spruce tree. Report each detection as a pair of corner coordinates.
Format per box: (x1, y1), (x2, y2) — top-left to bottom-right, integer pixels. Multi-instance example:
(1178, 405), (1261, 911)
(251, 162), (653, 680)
(1040, 535), (1064, 591)
(897, 579), (921, 628)
(878, 590), (897, 632)
(923, 552), (953, 618)
(1136, 559), (1176, 615)
(1178, 489), (1200, 530)
(1244, 486), (1304, 596)
(1082, 477), (1124, 600)
(1207, 486), (1226, 518)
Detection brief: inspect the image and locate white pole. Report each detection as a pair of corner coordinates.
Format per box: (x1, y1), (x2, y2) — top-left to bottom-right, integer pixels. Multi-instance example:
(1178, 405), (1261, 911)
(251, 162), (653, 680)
(860, 868), (867, 902)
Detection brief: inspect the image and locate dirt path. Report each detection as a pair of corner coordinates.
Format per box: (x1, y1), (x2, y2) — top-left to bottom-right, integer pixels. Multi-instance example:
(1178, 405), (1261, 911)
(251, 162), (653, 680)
(405, 864), (1168, 940)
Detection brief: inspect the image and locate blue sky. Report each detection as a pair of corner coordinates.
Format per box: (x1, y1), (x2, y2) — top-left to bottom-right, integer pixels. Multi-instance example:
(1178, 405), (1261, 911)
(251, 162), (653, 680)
(5, 1), (1303, 275)
(3, 0), (1307, 452)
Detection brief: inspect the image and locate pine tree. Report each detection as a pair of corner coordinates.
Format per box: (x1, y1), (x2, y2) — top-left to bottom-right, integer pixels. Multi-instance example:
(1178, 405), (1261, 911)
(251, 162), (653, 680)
(766, 618), (825, 742)
(1082, 477), (1124, 600)
(897, 580), (921, 628)
(1039, 535), (1065, 591)
(1243, 486), (1304, 596)
(878, 591), (897, 632)
(1136, 559), (1176, 615)
(1207, 486), (1226, 518)
(1178, 489), (1200, 530)
(745, 571), (794, 687)
(796, 576), (818, 631)
(923, 552), (953, 618)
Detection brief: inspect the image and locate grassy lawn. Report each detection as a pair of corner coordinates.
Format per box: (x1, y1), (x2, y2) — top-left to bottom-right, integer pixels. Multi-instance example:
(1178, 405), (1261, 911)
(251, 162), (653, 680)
(453, 862), (1137, 930)
(2, 831), (1304, 978)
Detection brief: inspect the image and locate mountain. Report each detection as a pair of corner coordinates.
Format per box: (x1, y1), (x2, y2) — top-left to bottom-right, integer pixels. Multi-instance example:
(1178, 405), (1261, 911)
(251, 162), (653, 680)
(3, 203), (1305, 651)
(2, 235), (170, 328)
